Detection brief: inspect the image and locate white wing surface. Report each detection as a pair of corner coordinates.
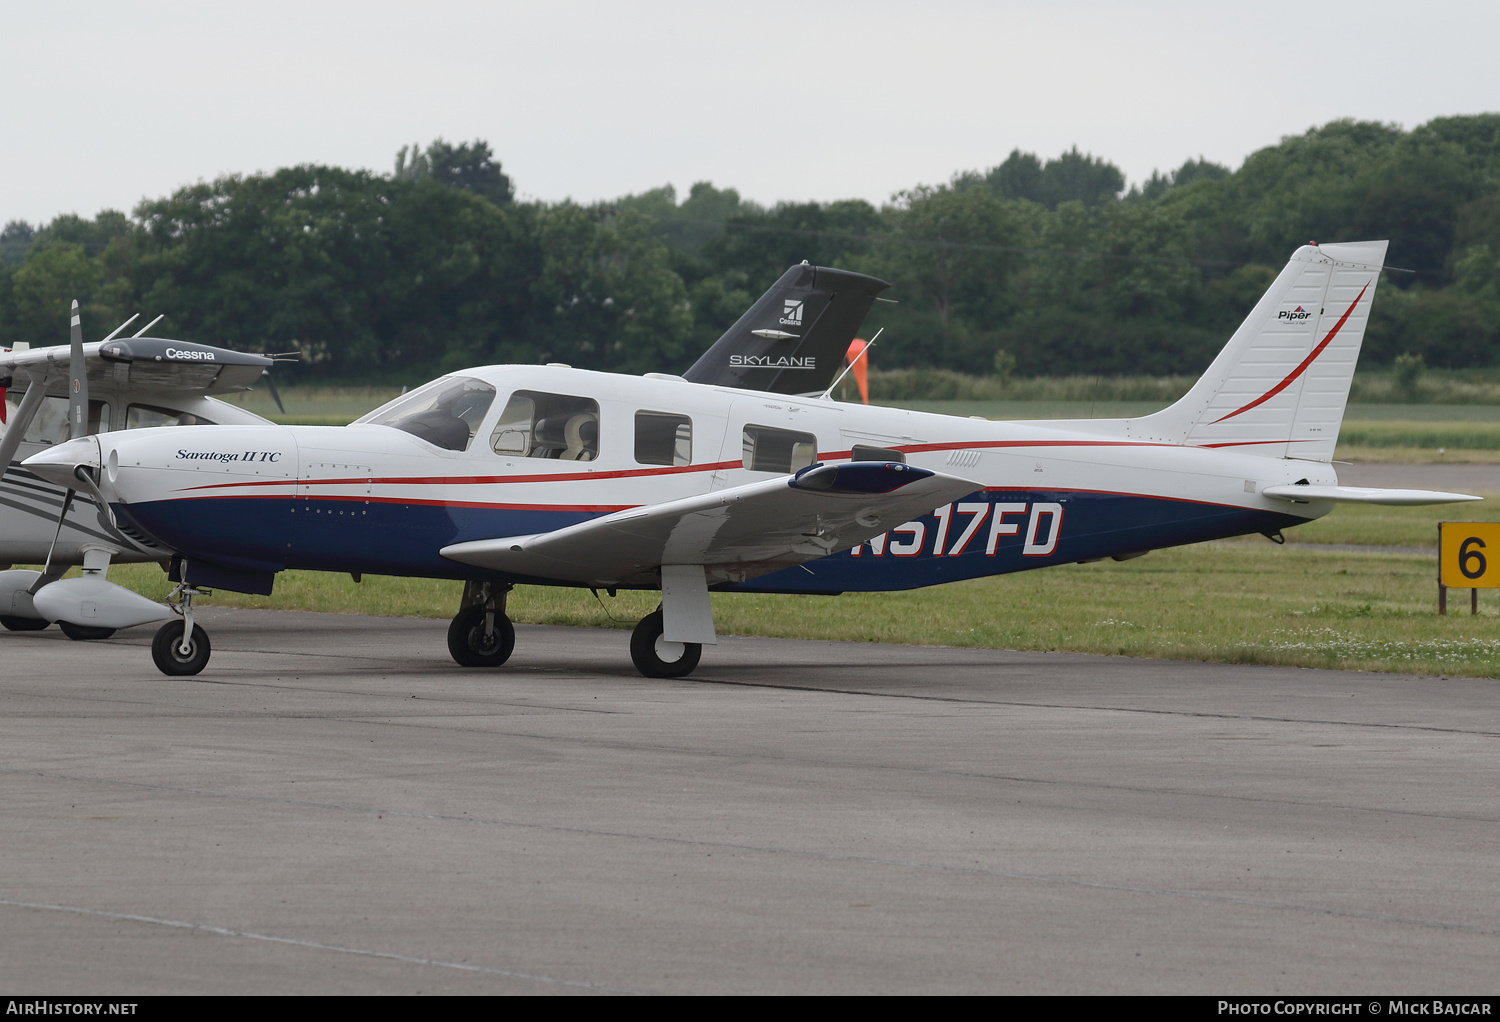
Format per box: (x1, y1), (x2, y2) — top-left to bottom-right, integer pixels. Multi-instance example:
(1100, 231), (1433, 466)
(1261, 484), (1481, 506)
(440, 461), (979, 587)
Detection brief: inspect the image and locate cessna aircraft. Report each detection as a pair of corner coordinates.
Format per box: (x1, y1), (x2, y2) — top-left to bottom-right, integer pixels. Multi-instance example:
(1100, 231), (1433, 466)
(20, 240), (1480, 678)
(0, 316), (284, 637)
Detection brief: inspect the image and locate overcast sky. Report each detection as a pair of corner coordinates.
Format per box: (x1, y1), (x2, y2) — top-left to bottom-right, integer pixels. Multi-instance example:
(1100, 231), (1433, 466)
(5, 0), (1498, 227)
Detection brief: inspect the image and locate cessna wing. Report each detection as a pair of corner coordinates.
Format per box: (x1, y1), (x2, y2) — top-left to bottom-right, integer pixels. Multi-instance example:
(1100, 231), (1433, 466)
(1, 336), (274, 396)
(440, 460), (978, 589)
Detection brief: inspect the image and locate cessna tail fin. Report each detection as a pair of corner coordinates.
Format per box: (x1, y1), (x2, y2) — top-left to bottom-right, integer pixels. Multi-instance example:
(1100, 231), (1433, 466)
(683, 263), (890, 395)
(1124, 240), (1388, 462)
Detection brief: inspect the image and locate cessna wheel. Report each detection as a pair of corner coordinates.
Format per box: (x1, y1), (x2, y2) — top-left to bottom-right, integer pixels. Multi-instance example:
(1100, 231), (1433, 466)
(629, 611), (701, 679)
(151, 622), (211, 676)
(447, 606), (515, 667)
(59, 622), (116, 641)
(0, 615), (50, 632)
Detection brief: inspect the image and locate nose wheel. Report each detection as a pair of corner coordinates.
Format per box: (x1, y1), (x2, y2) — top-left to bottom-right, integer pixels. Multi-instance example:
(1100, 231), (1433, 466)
(152, 622), (211, 675)
(151, 584), (212, 676)
(630, 610), (701, 678)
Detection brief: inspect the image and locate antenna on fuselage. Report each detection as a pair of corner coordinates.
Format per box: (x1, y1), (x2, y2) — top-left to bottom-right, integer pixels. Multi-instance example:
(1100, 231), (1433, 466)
(818, 327), (880, 402)
(131, 314), (166, 338)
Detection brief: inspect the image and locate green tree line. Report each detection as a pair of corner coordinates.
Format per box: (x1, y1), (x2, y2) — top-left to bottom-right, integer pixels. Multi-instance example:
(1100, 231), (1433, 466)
(3, 119), (1499, 383)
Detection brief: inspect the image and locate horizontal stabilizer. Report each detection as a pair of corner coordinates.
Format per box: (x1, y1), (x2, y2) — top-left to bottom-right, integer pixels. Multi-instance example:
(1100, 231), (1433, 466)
(440, 461), (978, 587)
(1261, 484), (1481, 506)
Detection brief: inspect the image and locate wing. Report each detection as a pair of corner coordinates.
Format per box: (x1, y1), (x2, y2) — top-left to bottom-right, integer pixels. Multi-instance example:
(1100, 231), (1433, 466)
(440, 461), (980, 587)
(1, 338), (273, 394)
(1262, 484), (1481, 506)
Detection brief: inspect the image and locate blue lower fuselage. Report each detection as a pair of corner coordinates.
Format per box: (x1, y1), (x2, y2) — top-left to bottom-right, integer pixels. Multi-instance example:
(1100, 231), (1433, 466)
(115, 487), (1304, 595)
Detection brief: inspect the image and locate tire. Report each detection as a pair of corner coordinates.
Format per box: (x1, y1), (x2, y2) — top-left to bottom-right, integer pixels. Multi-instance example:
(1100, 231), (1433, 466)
(0, 615), (50, 632)
(447, 606), (515, 667)
(60, 621), (116, 641)
(629, 610), (702, 679)
(151, 622), (211, 676)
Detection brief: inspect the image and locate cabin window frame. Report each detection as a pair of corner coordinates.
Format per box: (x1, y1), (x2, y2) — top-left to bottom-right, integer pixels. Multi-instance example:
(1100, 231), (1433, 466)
(489, 390), (601, 462)
(741, 423), (819, 474)
(633, 411), (693, 467)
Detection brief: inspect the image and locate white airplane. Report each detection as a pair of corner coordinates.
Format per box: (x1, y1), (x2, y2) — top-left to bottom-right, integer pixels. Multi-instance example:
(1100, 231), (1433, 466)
(0, 314), (280, 636)
(20, 240), (1480, 678)
(0, 262), (884, 641)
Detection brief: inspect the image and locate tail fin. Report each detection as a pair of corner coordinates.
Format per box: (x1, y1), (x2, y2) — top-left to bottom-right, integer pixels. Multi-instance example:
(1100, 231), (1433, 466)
(1126, 240), (1388, 462)
(682, 263), (890, 395)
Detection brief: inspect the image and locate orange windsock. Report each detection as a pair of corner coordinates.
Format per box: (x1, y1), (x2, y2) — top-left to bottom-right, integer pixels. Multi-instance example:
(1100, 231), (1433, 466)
(846, 338), (869, 404)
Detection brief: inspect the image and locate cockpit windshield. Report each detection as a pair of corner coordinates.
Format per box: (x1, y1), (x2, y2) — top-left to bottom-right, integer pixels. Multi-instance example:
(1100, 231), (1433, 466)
(358, 376), (496, 451)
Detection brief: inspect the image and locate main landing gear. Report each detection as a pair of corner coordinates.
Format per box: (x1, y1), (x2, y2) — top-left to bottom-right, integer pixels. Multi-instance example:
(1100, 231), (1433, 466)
(151, 584), (212, 676)
(629, 608), (702, 679)
(443, 585), (705, 678)
(447, 581), (515, 667)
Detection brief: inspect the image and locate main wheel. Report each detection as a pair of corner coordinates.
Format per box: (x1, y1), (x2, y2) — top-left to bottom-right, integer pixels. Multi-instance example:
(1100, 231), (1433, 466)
(0, 615), (50, 632)
(629, 610), (702, 679)
(447, 605), (515, 667)
(60, 621), (116, 641)
(151, 622), (211, 676)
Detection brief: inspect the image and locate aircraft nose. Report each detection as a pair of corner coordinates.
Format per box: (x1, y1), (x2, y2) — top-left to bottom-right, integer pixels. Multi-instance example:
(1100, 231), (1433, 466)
(21, 436), (101, 488)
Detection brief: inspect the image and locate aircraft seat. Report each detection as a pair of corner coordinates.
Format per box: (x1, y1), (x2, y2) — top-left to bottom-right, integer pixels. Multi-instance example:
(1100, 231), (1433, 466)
(561, 413), (598, 461)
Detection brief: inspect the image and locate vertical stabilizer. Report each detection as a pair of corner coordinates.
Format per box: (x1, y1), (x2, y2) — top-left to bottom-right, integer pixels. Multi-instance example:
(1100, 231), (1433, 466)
(1124, 241), (1387, 462)
(683, 263), (890, 395)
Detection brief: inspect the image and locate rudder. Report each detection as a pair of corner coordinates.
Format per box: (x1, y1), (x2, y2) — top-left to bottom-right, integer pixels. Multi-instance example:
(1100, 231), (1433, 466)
(1125, 240), (1388, 462)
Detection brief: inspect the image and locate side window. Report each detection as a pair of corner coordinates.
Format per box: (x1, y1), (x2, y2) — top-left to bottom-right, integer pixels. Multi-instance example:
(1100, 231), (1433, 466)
(127, 404), (217, 429)
(742, 424), (818, 473)
(851, 444), (905, 463)
(364, 376), (495, 451)
(490, 391), (600, 461)
(23, 397), (111, 444)
(634, 412), (692, 467)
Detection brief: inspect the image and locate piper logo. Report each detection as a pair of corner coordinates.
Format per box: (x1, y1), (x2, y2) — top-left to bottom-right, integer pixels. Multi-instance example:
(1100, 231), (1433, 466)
(779, 300), (804, 327)
(1278, 306), (1314, 322)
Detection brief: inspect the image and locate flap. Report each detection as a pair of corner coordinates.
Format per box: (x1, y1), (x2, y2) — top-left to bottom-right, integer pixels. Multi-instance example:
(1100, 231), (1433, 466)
(440, 461), (979, 587)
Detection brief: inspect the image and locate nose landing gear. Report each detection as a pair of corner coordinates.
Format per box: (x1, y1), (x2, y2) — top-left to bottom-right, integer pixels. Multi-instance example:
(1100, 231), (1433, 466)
(151, 584), (211, 676)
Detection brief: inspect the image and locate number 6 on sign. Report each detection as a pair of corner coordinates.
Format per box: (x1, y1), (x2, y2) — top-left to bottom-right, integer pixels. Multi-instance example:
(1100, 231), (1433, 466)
(1439, 522), (1500, 588)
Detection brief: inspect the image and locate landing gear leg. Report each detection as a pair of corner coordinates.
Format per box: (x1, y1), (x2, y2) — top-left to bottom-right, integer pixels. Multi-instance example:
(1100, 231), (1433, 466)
(630, 608), (702, 679)
(448, 581), (515, 667)
(151, 584), (211, 676)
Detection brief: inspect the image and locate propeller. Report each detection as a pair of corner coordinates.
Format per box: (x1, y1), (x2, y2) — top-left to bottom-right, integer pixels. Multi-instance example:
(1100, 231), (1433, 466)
(68, 300), (89, 439)
(26, 300), (99, 594)
(262, 369), (285, 414)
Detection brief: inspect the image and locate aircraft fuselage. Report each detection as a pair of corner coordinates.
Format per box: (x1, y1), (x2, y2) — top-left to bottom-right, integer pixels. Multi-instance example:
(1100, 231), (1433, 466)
(77, 364), (1327, 594)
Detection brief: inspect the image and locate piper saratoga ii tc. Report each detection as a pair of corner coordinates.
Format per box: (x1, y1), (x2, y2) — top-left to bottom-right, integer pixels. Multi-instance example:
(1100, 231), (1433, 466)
(21, 241), (1479, 677)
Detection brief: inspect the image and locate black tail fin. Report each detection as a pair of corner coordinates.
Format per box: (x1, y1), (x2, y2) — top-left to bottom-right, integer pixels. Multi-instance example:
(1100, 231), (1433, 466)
(682, 263), (890, 394)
